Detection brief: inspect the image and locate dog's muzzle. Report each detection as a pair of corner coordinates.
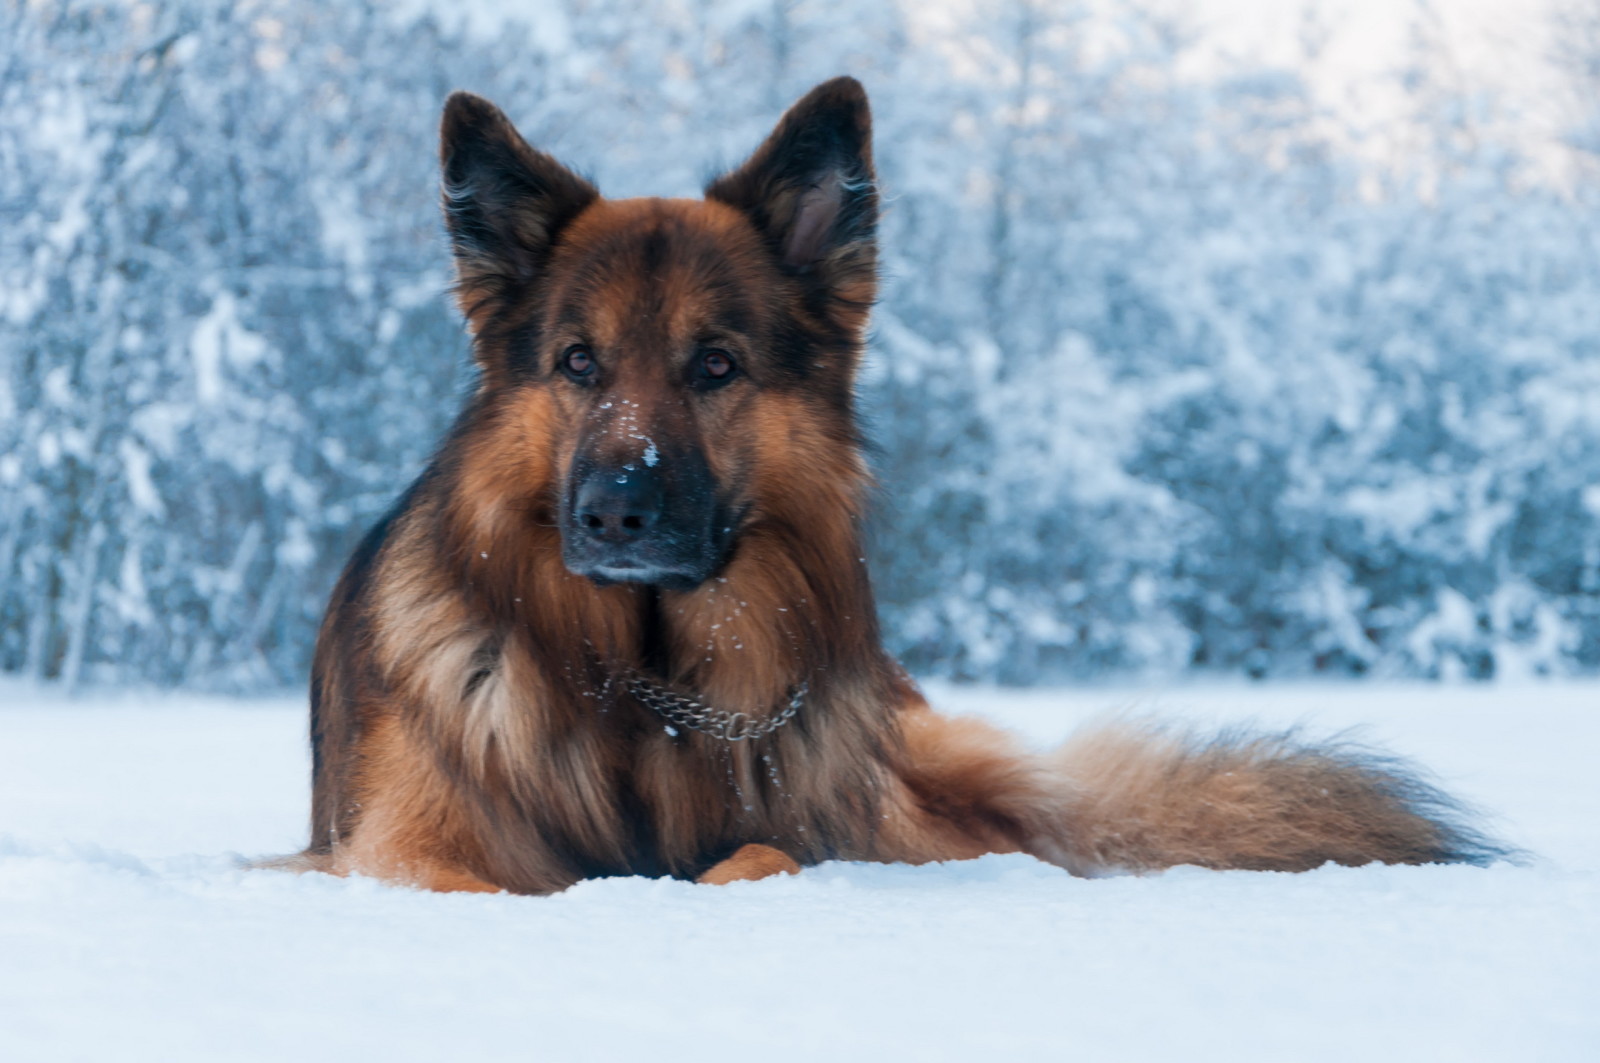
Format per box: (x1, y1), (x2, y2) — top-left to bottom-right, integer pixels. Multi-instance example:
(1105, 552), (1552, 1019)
(560, 458), (726, 590)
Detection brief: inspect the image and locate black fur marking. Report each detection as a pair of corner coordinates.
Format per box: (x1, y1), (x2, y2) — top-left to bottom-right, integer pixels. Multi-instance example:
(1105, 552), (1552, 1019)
(307, 488), (417, 854)
(1203, 724), (1519, 867)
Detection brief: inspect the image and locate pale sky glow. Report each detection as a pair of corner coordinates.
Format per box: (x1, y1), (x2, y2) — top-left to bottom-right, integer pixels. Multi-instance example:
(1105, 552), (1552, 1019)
(1187, 0), (1554, 87)
(1180, 0), (1566, 158)
(901, 0), (1577, 175)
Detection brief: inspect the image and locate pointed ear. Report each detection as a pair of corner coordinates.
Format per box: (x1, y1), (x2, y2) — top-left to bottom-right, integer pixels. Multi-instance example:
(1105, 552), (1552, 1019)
(706, 77), (877, 308)
(439, 92), (598, 324)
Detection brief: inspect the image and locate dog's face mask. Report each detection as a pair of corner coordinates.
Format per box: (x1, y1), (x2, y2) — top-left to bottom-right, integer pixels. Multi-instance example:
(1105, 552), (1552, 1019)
(438, 80), (877, 590)
(534, 198), (781, 591)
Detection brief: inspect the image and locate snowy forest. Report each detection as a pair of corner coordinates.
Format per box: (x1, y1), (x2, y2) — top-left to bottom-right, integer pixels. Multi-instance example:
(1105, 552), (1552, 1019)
(4, 0), (1600, 691)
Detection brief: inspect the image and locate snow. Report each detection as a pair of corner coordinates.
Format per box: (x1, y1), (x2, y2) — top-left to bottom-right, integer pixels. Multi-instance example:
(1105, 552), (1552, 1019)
(1, 682), (1595, 1061)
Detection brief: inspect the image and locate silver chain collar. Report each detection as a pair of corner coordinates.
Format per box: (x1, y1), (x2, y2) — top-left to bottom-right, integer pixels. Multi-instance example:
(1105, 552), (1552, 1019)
(624, 672), (806, 742)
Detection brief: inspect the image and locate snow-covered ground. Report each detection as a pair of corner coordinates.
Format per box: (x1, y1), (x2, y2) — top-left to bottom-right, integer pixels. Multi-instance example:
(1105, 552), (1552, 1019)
(1, 681), (1595, 1062)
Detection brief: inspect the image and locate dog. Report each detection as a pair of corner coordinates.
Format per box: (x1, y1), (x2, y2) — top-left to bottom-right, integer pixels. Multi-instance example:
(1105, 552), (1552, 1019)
(296, 77), (1505, 893)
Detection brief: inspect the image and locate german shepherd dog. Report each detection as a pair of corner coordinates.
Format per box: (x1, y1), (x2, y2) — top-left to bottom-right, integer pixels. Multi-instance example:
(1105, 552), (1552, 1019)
(299, 78), (1505, 893)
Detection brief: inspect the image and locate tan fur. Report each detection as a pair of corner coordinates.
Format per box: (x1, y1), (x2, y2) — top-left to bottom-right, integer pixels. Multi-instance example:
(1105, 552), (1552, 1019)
(291, 79), (1503, 897)
(1039, 721), (1485, 873)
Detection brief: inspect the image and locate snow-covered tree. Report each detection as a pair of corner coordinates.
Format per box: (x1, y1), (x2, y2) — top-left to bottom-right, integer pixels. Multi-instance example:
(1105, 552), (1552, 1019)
(4, 0), (1599, 689)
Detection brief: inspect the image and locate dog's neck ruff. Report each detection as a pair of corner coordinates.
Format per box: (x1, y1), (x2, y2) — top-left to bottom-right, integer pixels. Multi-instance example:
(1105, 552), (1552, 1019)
(625, 673), (806, 742)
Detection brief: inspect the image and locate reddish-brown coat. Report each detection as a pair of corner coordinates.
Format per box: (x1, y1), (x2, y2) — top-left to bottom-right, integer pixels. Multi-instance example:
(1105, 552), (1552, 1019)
(292, 78), (1502, 894)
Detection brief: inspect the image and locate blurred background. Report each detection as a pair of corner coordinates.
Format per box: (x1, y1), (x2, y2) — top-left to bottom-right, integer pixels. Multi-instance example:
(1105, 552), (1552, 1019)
(4, 0), (1599, 693)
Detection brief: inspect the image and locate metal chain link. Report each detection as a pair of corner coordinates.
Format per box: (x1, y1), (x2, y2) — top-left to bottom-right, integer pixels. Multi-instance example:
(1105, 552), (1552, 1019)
(625, 672), (806, 742)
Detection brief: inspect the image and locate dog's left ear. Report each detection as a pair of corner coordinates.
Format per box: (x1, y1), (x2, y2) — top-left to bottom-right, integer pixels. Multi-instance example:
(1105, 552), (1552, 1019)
(707, 77), (877, 312)
(439, 92), (598, 327)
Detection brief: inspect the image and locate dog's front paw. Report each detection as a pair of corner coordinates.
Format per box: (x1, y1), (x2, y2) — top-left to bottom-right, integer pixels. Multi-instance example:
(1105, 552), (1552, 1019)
(696, 844), (802, 885)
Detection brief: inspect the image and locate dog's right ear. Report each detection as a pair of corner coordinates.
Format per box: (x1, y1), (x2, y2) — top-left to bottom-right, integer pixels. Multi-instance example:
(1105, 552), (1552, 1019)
(439, 92), (598, 326)
(706, 77), (877, 319)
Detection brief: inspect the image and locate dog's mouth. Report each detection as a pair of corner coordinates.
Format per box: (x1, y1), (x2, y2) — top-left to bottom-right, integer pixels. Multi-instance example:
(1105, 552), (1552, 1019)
(574, 556), (714, 591)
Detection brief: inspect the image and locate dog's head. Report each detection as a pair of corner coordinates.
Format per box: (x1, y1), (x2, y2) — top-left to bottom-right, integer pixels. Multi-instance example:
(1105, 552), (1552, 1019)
(439, 79), (877, 590)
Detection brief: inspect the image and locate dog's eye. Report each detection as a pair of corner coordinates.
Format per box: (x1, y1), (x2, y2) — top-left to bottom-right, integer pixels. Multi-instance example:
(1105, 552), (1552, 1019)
(561, 346), (595, 379)
(698, 349), (737, 384)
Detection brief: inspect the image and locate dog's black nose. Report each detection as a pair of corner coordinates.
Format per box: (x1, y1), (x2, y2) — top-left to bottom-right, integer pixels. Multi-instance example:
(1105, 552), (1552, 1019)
(574, 467), (664, 543)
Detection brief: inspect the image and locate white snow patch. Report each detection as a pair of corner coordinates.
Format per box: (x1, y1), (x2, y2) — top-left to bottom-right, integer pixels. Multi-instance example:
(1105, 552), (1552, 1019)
(118, 438), (165, 518)
(0, 681), (1595, 1063)
(275, 519), (314, 568)
(189, 291), (272, 404)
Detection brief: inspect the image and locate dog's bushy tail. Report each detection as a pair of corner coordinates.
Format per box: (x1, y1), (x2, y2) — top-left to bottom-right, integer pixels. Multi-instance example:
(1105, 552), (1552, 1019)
(1035, 720), (1511, 875)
